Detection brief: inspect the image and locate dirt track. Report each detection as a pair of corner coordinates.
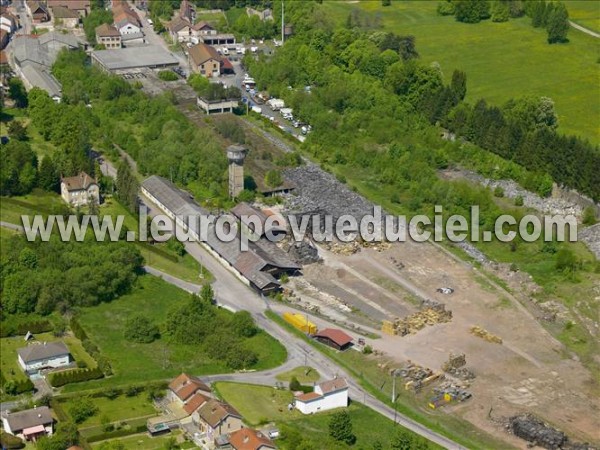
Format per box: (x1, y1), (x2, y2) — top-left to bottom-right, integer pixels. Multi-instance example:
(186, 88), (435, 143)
(292, 240), (600, 447)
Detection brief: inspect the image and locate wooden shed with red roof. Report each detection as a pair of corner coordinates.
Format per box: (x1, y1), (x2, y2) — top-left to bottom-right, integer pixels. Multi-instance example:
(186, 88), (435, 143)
(314, 328), (353, 351)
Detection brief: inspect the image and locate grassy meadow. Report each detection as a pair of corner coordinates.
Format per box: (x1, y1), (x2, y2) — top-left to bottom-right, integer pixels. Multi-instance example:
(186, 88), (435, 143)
(321, 0), (600, 143)
(67, 275), (286, 392)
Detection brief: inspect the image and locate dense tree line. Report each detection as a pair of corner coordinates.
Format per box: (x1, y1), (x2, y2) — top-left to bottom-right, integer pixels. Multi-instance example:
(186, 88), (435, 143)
(51, 50), (229, 200)
(437, 0), (569, 43)
(163, 286), (260, 370)
(48, 367), (104, 387)
(0, 234), (143, 316)
(245, 5), (599, 204)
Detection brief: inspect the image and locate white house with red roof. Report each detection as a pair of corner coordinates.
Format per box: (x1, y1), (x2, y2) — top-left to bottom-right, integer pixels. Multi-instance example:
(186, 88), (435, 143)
(294, 377), (349, 415)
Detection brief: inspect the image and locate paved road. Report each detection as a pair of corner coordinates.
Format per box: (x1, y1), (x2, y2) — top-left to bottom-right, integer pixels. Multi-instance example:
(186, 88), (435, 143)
(569, 20), (600, 38)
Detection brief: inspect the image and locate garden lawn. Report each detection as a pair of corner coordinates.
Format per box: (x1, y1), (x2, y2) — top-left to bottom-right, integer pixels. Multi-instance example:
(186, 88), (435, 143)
(213, 382), (299, 425)
(322, 1), (600, 143)
(69, 275), (285, 392)
(62, 393), (157, 427)
(0, 332), (95, 383)
(0, 190), (65, 225)
(90, 430), (184, 449)
(214, 381), (442, 449)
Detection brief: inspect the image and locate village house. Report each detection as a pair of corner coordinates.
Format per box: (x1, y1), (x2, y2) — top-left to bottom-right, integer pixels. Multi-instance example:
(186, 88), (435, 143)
(95, 23), (121, 49)
(25, 1), (50, 23)
(60, 171), (100, 207)
(217, 428), (277, 450)
(194, 399), (243, 441)
(50, 6), (80, 29)
(46, 0), (90, 17)
(167, 373), (212, 405)
(188, 42), (221, 77)
(314, 328), (353, 351)
(112, 0), (143, 42)
(17, 341), (71, 374)
(2, 406), (54, 442)
(294, 378), (349, 415)
(1, 8), (19, 34)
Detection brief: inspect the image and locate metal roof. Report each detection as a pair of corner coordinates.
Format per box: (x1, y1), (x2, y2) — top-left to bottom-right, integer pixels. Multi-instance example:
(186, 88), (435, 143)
(17, 341), (69, 363)
(21, 64), (61, 98)
(91, 45), (179, 70)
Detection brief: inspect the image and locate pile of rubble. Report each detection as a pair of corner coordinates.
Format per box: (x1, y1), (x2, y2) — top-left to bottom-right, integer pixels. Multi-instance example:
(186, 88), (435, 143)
(433, 380), (472, 402)
(442, 353), (476, 381)
(384, 304), (452, 336)
(394, 362), (443, 392)
(579, 222), (600, 260)
(321, 241), (362, 255)
(390, 256), (405, 270)
(286, 240), (321, 264)
(470, 325), (502, 344)
(509, 414), (567, 450)
(508, 414), (597, 450)
(282, 162), (377, 221)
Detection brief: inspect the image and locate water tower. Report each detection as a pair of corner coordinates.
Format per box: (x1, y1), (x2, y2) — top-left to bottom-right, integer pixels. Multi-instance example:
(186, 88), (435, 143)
(227, 144), (248, 199)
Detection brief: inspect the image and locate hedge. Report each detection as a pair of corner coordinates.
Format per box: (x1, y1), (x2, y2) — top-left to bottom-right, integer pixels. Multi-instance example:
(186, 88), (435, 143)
(48, 367), (104, 387)
(85, 424), (147, 443)
(69, 317), (112, 376)
(0, 432), (25, 449)
(49, 398), (70, 422)
(0, 319), (53, 337)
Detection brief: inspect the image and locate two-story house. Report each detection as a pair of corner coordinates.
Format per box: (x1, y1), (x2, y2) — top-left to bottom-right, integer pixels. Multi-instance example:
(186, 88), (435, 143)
(95, 23), (121, 48)
(167, 373), (212, 405)
(188, 42), (221, 77)
(294, 378), (349, 414)
(194, 399), (243, 440)
(60, 172), (100, 207)
(17, 341), (71, 375)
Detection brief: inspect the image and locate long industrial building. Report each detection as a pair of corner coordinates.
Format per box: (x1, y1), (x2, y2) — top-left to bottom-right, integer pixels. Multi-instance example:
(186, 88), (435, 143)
(91, 45), (179, 72)
(141, 175), (300, 293)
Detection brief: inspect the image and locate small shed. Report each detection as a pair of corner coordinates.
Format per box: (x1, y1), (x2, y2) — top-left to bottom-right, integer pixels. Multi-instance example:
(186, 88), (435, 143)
(314, 328), (353, 351)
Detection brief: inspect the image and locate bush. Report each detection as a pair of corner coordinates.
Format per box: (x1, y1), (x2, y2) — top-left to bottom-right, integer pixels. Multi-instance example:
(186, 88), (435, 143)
(493, 186), (504, 197)
(289, 376), (301, 391)
(582, 206), (597, 226)
(362, 345), (373, 355)
(69, 397), (98, 424)
(3, 378), (34, 395)
(514, 195), (524, 206)
(123, 315), (159, 344)
(0, 432), (25, 449)
(157, 70), (178, 81)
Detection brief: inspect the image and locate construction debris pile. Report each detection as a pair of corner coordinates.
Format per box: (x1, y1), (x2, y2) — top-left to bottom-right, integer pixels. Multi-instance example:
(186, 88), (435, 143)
(394, 362), (443, 392)
(442, 353), (476, 381)
(383, 304), (452, 336)
(470, 325), (503, 344)
(321, 240), (362, 255)
(429, 380), (472, 409)
(286, 240), (321, 264)
(509, 414), (567, 450)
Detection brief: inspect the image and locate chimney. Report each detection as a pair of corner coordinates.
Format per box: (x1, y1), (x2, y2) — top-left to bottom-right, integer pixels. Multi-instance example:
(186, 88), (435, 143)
(243, 434), (249, 444)
(38, 414), (42, 418)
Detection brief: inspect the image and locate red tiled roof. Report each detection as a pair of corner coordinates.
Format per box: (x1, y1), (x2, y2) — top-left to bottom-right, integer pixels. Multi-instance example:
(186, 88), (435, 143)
(61, 172), (97, 192)
(169, 373), (211, 401)
(188, 42), (220, 66)
(314, 328), (353, 347)
(295, 392), (321, 402)
(183, 392), (209, 415)
(229, 428), (276, 450)
(318, 377), (348, 395)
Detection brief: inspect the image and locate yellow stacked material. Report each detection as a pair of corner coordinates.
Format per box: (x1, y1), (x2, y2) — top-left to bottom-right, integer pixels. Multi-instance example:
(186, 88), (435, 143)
(392, 307), (453, 336)
(470, 326), (502, 344)
(283, 312), (317, 334)
(381, 320), (396, 335)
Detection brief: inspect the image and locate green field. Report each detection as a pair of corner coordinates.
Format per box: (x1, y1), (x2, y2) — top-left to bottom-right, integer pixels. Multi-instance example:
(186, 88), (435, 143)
(90, 430), (189, 450)
(0, 332), (95, 383)
(0, 190), (66, 224)
(69, 275), (286, 391)
(214, 382), (442, 449)
(61, 394), (157, 427)
(568, 0), (600, 33)
(322, 1), (600, 143)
